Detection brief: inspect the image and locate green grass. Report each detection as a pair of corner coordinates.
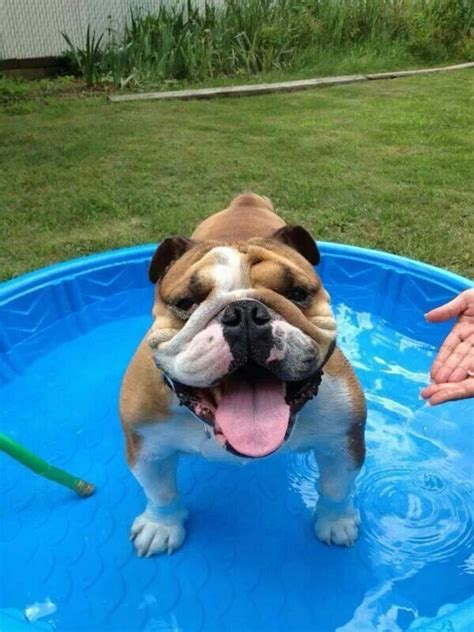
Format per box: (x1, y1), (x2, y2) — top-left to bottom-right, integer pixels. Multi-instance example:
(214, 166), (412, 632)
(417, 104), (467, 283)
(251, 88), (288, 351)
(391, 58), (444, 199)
(0, 70), (473, 281)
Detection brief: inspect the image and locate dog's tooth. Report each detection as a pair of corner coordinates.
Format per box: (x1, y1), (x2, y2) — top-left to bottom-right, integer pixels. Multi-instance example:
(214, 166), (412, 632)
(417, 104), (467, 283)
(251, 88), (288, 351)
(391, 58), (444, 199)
(213, 387), (223, 404)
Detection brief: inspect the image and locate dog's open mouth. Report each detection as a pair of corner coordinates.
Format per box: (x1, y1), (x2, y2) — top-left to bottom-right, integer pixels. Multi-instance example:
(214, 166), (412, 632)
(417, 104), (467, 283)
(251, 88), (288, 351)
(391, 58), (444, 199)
(166, 362), (323, 458)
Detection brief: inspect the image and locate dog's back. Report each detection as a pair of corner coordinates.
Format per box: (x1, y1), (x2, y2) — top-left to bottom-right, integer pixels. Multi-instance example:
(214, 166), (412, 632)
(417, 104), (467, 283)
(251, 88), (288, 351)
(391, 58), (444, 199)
(192, 193), (285, 242)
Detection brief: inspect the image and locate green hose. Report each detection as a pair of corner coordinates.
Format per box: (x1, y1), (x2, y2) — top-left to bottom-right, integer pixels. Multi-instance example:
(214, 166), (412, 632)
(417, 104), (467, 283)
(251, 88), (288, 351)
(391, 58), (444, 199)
(0, 432), (95, 497)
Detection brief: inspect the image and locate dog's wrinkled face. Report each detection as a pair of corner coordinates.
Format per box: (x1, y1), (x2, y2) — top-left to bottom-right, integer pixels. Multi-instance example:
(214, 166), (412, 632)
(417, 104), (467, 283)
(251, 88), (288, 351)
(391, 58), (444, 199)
(147, 227), (336, 458)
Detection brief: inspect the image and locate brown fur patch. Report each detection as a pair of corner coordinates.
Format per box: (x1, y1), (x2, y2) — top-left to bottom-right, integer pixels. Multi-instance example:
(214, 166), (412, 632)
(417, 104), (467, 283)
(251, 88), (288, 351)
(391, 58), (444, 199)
(243, 242), (333, 352)
(158, 242), (218, 299)
(325, 348), (367, 467)
(124, 427), (142, 468)
(191, 193), (285, 242)
(119, 337), (174, 465)
(347, 420), (366, 468)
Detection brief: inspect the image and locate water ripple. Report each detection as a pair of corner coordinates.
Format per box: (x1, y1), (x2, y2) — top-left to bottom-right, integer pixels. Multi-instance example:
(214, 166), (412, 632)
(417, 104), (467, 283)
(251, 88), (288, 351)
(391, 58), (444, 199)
(356, 465), (473, 567)
(287, 452), (319, 510)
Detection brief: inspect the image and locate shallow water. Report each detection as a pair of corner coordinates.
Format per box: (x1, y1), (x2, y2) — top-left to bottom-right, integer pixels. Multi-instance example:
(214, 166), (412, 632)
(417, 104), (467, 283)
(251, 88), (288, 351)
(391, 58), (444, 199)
(291, 303), (474, 631)
(0, 288), (473, 631)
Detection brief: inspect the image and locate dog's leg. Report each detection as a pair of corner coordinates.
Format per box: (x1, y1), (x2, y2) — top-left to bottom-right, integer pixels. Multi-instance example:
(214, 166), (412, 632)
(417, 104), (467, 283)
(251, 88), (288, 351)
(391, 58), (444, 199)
(313, 431), (364, 547)
(130, 453), (188, 557)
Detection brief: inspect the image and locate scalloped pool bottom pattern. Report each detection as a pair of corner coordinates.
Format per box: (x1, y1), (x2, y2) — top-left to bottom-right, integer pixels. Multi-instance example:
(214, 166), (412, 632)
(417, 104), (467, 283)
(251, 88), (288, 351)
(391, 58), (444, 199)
(1, 289), (473, 632)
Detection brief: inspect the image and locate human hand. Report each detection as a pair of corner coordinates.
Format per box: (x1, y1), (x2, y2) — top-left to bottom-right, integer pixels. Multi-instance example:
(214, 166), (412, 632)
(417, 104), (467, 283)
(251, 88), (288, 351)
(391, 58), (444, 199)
(420, 379), (474, 406)
(421, 288), (474, 405)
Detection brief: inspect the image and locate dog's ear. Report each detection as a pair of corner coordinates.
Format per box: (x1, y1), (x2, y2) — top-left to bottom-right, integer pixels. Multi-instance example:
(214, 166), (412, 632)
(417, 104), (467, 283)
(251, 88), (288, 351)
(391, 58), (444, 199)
(149, 236), (195, 284)
(272, 225), (320, 265)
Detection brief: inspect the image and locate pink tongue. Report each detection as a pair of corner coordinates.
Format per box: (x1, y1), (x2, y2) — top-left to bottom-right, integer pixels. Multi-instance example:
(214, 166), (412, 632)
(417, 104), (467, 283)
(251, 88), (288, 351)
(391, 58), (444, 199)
(215, 374), (290, 457)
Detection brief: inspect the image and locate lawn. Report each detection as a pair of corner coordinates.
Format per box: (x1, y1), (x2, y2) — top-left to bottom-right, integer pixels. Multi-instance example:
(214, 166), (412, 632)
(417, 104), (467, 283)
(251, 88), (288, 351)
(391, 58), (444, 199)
(0, 69), (473, 281)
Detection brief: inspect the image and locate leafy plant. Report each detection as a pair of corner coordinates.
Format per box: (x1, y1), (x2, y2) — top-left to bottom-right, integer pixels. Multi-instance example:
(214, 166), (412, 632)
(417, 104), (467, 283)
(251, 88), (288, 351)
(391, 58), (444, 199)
(61, 0), (473, 89)
(62, 26), (104, 86)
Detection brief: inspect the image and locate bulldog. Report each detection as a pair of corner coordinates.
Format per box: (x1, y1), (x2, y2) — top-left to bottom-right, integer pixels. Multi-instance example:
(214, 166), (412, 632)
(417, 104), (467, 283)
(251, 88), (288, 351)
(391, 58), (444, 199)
(120, 193), (366, 557)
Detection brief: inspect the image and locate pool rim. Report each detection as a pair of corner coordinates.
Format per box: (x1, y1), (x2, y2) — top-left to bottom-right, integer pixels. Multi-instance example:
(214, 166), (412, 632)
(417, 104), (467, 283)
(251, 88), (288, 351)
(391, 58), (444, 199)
(0, 242), (472, 303)
(0, 244), (473, 630)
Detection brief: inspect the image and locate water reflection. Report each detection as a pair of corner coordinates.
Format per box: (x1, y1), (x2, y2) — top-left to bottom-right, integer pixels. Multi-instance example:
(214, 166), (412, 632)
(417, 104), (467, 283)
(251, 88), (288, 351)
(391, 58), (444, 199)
(288, 304), (474, 631)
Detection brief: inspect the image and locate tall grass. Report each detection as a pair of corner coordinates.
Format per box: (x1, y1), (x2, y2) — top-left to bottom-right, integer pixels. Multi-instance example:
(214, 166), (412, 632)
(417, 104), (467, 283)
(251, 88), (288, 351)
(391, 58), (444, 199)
(62, 0), (473, 88)
(62, 26), (104, 87)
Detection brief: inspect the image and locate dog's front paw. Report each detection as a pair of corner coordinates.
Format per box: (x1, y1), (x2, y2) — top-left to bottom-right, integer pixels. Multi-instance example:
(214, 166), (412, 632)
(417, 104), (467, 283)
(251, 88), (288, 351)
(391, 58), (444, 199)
(130, 511), (186, 557)
(314, 506), (360, 547)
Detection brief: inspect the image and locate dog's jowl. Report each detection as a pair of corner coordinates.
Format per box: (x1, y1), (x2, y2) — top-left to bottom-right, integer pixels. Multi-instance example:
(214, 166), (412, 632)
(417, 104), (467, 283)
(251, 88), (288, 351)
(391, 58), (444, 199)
(120, 193), (366, 557)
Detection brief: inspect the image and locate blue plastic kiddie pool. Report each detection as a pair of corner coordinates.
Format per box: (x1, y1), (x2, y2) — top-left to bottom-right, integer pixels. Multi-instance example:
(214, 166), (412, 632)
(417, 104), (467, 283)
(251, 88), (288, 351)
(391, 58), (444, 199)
(0, 243), (473, 632)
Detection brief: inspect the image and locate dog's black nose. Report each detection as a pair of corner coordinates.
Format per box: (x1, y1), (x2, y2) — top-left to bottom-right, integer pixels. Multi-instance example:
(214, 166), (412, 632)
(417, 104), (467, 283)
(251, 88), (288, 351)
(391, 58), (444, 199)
(251, 302), (272, 326)
(221, 301), (271, 329)
(221, 300), (273, 368)
(221, 302), (243, 328)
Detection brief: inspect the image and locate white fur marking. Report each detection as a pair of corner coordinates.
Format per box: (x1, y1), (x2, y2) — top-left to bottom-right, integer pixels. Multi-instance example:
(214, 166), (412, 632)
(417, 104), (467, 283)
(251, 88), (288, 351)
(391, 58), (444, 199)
(209, 247), (245, 291)
(131, 451), (189, 556)
(314, 508), (360, 546)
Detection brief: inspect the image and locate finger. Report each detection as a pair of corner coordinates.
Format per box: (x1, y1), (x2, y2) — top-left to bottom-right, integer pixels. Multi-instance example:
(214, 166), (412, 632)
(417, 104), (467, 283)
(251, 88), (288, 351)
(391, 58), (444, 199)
(430, 330), (463, 380)
(432, 326), (474, 379)
(464, 331), (474, 345)
(425, 293), (467, 323)
(434, 340), (472, 383)
(421, 382), (448, 398)
(421, 383), (439, 399)
(428, 378), (474, 406)
(448, 348), (474, 382)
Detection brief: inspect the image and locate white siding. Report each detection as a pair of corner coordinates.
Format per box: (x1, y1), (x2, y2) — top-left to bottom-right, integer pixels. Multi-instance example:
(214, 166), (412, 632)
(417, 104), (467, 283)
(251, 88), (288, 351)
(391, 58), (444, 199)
(0, 0), (216, 60)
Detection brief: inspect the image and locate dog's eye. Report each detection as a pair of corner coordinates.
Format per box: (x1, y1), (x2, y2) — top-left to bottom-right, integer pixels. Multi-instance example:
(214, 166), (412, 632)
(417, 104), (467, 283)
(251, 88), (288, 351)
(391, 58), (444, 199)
(287, 286), (310, 304)
(175, 297), (196, 312)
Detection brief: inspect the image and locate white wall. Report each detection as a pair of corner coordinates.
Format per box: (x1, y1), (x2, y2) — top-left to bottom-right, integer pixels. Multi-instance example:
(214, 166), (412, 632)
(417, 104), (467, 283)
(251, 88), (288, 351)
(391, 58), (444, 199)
(0, 0), (216, 60)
